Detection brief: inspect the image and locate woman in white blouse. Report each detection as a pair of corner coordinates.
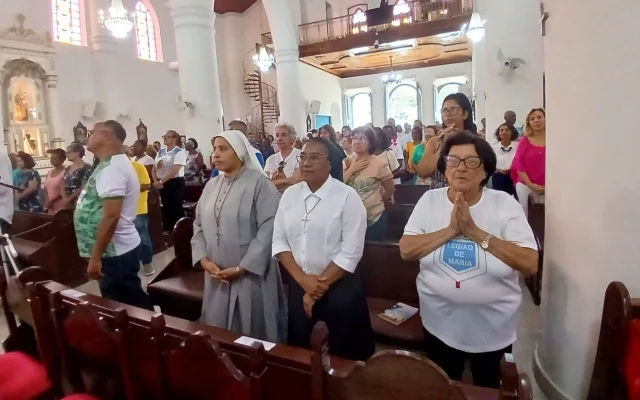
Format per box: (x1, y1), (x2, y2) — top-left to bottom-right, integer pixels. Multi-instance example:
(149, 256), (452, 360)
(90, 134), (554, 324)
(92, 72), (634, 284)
(490, 123), (519, 195)
(152, 130), (187, 231)
(399, 131), (538, 388)
(272, 138), (375, 361)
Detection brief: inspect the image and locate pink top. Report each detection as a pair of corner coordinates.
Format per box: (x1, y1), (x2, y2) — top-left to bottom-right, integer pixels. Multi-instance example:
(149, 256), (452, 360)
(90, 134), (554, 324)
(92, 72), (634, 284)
(44, 170), (65, 214)
(511, 136), (546, 186)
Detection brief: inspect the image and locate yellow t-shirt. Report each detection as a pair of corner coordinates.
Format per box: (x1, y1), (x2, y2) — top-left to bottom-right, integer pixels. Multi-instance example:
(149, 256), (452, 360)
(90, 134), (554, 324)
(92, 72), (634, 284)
(131, 161), (150, 215)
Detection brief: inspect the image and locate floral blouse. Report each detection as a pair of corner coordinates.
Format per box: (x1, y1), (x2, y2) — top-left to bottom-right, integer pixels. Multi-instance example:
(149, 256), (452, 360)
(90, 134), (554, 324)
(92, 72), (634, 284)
(15, 169), (44, 212)
(63, 163), (93, 196)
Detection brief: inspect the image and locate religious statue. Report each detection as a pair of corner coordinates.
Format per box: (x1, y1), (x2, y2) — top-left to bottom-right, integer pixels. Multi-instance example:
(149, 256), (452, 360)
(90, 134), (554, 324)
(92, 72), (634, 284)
(73, 121), (88, 143)
(22, 132), (37, 155)
(136, 119), (148, 143)
(14, 91), (29, 122)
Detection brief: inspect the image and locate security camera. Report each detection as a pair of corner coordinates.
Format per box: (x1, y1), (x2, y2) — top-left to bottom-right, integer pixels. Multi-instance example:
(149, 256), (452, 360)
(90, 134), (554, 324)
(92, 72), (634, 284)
(374, 40), (380, 49)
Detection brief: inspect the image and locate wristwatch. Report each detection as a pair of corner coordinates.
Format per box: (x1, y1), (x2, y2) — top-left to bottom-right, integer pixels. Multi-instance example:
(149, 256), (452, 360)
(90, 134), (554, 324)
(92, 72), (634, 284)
(480, 234), (493, 250)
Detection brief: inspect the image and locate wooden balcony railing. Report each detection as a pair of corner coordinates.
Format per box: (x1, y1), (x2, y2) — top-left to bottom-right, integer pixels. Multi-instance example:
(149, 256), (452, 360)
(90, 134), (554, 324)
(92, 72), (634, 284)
(298, 0), (472, 46)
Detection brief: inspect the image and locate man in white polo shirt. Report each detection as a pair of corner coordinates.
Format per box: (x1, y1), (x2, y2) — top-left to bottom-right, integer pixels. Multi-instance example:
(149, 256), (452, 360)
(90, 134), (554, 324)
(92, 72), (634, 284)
(75, 120), (153, 310)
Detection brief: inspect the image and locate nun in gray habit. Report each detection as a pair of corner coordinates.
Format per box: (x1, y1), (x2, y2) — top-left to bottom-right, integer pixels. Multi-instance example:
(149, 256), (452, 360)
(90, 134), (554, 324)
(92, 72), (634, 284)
(192, 130), (287, 343)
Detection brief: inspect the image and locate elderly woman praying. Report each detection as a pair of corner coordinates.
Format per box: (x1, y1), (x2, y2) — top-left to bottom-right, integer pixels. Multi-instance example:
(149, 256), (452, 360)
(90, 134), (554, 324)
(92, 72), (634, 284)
(399, 131), (538, 389)
(192, 130), (287, 343)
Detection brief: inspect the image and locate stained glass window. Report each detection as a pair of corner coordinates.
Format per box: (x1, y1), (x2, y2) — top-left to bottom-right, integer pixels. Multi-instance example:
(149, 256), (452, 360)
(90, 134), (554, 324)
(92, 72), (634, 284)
(52, 0), (84, 46)
(135, 1), (161, 62)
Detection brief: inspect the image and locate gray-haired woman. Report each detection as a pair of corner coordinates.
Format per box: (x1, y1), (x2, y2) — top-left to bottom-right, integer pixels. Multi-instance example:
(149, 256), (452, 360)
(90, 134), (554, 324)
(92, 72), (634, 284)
(264, 123), (301, 193)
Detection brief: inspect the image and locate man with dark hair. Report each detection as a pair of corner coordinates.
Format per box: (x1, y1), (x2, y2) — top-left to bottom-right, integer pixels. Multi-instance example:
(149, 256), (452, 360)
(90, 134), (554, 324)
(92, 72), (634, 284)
(504, 111), (516, 127)
(75, 120), (153, 310)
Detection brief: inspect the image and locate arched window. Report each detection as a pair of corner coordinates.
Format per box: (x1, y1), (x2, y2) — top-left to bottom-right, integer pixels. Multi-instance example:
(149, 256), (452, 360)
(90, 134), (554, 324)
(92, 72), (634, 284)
(52, 0), (86, 46)
(344, 89), (373, 128)
(386, 79), (422, 126)
(134, 0), (163, 62)
(433, 76), (467, 123)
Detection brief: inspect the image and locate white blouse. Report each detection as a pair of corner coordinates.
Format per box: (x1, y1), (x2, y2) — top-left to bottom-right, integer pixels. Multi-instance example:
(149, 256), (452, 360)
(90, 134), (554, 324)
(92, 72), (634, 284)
(491, 142), (518, 171)
(272, 177), (367, 275)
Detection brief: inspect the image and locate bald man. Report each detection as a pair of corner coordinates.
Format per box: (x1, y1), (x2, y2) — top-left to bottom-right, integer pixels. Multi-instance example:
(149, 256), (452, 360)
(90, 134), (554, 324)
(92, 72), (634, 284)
(504, 111), (517, 127)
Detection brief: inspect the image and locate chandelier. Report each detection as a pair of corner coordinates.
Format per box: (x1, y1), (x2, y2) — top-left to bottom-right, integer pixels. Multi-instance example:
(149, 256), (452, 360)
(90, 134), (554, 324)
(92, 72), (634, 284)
(98, 0), (134, 39)
(381, 56), (402, 85)
(252, 44), (275, 72)
(463, 12), (485, 43)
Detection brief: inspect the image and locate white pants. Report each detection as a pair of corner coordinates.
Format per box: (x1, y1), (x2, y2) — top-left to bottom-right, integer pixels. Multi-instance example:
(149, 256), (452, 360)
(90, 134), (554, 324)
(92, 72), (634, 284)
(516, 182), (545, 218)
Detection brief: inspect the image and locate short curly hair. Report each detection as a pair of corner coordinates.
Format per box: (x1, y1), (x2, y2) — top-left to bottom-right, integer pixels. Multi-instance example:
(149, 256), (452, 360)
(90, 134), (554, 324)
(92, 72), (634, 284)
(16, 151), (36, 169)
(436, 131), (496, 187)
(494, 123), (519, 142)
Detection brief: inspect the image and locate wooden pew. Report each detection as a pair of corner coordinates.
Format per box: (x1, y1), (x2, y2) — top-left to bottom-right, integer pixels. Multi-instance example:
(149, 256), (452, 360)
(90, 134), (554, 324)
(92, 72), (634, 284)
(587, 281), (640, 400)
(26, 280), (532, 400)
(385, 203), (414, 242)
(393, 184), (428, 206)
(524, 197), (545, 305)
(147, 189), (167, 254)
(10, 210), (54, 235)
(183, 181), (205, 219)
(11, 209), (87, 288)
(358, 241), (423, 350)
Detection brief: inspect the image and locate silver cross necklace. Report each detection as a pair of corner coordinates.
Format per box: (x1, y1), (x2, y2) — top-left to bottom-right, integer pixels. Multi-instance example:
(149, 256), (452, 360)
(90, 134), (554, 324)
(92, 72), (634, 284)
(302, 196), (321, 229)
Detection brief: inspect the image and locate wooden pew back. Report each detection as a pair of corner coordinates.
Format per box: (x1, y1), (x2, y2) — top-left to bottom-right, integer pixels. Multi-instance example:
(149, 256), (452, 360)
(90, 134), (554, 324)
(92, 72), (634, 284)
(11, 210), (53, 235)
(393, 185), (428, 206)
(385, 203), (413, 242)
(26, 281), (530, 400)
(587, 281), (640, 400)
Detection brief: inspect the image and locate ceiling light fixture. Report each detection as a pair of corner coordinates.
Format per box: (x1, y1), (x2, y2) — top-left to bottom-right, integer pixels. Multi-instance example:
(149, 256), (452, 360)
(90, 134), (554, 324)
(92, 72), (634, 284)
(252, 44), (275, 72)
(462, 12), (485, 43)
(381, 56), (402, 85)
(98, 0), (134, 39)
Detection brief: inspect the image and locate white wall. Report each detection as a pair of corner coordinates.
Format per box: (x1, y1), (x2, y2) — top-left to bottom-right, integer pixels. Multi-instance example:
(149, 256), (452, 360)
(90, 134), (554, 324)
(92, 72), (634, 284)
(341, 62), (472, 127)
(0, 0), (183, 147)
(535, 1), (640, 399)
(298, 62), (343, 129)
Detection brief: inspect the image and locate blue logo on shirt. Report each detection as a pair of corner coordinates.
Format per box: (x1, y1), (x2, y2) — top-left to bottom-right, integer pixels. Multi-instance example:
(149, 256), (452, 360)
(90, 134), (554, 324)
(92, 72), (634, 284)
(442, 240), (478, 273)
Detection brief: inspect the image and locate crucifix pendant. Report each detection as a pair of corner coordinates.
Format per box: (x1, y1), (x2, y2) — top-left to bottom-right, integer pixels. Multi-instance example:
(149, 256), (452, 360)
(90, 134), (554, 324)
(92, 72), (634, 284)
(216, 232), (222, 245)
(302, 215), (310, 229)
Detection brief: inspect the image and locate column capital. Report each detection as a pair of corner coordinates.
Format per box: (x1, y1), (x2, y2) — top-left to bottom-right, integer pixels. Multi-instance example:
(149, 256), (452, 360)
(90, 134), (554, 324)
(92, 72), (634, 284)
(274, 48), (299, 64)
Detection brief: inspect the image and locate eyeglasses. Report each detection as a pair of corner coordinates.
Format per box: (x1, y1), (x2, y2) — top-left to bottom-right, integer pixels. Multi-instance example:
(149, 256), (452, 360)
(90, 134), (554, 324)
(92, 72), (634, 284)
(444, 155), (483, 169)
(352, 136), (368, 142)
(297, 154), (328, 164)
(441, 107), (462, 116)
(164, 134), (177, 139)
(277, 161), (285, 172)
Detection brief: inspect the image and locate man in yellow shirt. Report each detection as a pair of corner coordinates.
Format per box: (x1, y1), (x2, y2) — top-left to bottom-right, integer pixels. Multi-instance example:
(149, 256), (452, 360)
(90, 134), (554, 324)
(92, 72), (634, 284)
(130, 159), (154, 275)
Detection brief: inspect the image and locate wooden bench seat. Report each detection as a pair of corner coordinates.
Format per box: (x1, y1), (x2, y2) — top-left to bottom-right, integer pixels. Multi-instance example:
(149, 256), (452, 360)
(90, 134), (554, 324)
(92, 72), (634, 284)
(20, 280), (532, 400)
(385, 203), (414, 242)
(524, 197), (545, 305)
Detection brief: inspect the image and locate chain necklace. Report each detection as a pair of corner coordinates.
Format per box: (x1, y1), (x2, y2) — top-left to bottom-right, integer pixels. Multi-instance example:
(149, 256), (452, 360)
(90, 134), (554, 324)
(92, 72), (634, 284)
(302, 195), (322, 229)
(213, 174), (238, 245)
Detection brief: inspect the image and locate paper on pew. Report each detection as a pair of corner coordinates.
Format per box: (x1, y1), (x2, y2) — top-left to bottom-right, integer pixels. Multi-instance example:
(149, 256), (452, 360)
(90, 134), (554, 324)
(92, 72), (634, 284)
(61, 289), (86, 298)
(234, 336), (276, 351)
(377, 302), (419, 326)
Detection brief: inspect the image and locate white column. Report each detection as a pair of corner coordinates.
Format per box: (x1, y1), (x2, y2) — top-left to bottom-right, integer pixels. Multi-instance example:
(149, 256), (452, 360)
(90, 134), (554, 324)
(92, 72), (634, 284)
(169, 0), (222, 155)
(534, 1), (640, 400)
(44, 74), (65, 149)
(263, 0), (306, 135)
(215, 14), (248, 121)
(0, 80), (6, 152)
(471, 38), (486, 127)
(370, 82), (386, 128)
(481, 0), (543, 134)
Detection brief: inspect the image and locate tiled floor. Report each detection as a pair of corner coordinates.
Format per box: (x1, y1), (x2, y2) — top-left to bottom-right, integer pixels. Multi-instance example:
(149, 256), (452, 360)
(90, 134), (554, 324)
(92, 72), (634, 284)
(0, 248), (547, 399)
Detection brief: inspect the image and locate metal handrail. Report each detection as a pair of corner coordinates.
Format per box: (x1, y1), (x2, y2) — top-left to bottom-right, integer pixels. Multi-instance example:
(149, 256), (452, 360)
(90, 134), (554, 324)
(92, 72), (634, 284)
(242, 49), (279, 134)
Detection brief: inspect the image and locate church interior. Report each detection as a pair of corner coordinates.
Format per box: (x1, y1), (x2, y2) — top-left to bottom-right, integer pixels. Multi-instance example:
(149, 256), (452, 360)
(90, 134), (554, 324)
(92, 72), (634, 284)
(0, 0), (637, 399)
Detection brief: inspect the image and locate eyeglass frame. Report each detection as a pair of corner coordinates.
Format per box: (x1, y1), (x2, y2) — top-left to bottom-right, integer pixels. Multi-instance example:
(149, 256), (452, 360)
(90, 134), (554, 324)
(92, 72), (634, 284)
(297, 154), (329, 164)
(440, 106), (463, 116)
(443, 155), (483, 169)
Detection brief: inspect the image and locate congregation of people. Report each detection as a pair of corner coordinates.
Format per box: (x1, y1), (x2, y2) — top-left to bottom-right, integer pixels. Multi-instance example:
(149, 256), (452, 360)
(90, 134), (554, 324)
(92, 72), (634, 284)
(3, 90), (547, 389)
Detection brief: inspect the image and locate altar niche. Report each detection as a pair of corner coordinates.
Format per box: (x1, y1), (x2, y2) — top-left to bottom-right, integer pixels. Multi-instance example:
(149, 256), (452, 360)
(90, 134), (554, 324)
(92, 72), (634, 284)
(2, 59), (50, 157)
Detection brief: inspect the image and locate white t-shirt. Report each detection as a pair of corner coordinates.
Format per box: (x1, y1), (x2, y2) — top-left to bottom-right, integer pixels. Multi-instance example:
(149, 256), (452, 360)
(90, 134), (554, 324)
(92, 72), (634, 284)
(75, 154), (141, 258)
(491, 142), (518, 171)
(264, 148), (301, 178)
(135, 154), (155, 166)
(397, 132), (412, 151)
(381, 146), (403, 185)
(403, 188), (537, 353)
(82, 146), (94, 165)
(155, 147), (186, 181)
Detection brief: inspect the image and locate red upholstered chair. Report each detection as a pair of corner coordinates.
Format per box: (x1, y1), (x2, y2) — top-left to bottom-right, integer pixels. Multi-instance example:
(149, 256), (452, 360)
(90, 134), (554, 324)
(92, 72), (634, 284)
(0, 352), (51, 400)
(626, 319), (640, 400)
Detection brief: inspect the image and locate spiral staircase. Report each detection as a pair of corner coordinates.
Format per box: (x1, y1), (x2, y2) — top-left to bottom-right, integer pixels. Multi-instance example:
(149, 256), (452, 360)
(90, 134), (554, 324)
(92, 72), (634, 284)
(242, 49), (279, 135)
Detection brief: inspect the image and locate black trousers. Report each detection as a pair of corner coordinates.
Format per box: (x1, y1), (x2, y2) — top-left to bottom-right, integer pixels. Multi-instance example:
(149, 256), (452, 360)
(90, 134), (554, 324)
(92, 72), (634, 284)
(491, 172), (515, 196)
(98, 246), (154, 311)
(160, 177), (185, 232)
(288, 271), (375, 361)
(423, 329), (512, 389)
